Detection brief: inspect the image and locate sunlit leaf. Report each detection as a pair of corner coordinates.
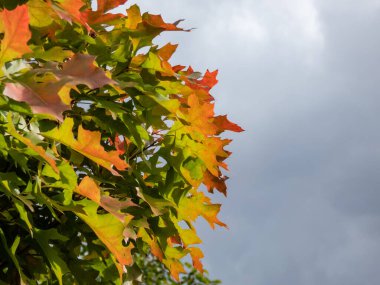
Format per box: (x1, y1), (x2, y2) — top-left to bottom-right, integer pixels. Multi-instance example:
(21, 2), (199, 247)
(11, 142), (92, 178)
(0, 5), (31, 68)
(42, 117), (128, 175)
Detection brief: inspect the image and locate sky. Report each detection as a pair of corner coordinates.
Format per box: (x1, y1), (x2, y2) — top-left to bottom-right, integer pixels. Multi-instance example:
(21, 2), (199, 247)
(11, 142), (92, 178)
(119, 1), (380, 284)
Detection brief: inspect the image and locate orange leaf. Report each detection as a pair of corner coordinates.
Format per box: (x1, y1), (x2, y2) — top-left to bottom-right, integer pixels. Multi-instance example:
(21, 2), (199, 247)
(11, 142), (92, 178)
(143, 13), (183, 31)
(76, 177), (135, 223)
(108, 134), (127, 155)
(0, 5), (32, 65)
(42, 118), (129, 175)
(173, 65), (186, 73)
(189, 247), (204, 272)
(85, 0), (128, 25)
(199, 69), (219, 90)
(163, 259), (185, 282)
(158, 43), (178, 61)
(185, 69), (218, 91)
(198, 137), (231, 175)
(138, 228), (164, 261)
(75, 176), (100, 203)
(51, 0), (87, 26)
(184, 93), (217, 136)
(213, 115), (244, 134)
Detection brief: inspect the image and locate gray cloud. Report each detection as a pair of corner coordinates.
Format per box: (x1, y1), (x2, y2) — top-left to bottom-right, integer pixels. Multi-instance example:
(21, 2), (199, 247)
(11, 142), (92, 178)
(121, 1), (380, 284)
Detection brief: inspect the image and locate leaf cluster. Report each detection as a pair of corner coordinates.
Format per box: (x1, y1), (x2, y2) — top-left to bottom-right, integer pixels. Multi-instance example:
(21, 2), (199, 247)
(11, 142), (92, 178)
(0, 0), (243, 284)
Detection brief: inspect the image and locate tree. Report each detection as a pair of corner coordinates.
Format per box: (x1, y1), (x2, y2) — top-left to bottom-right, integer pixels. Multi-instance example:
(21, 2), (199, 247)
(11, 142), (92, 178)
(0, 0), (243, 284)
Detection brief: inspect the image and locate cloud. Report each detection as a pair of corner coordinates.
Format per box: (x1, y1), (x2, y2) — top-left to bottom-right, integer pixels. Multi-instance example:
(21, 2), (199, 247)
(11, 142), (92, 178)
(118, 1), (380, 284)
(126, 0), (324, 64)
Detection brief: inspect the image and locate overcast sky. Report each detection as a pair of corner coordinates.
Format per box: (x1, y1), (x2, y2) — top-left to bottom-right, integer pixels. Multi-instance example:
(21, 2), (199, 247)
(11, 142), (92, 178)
(120, 1), (380, 284)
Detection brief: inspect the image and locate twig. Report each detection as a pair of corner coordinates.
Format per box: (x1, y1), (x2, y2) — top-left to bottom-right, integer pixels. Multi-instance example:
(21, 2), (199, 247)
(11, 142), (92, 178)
(129, 139), (161, 161)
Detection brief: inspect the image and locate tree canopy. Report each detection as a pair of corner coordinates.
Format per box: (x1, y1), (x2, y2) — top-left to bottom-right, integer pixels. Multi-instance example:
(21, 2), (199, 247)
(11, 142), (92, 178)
(0, 0), (243, 284)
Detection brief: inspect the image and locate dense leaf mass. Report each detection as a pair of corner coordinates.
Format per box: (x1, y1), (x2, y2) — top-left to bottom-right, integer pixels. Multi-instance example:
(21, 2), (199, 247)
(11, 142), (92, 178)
(0, 0), (242, 284)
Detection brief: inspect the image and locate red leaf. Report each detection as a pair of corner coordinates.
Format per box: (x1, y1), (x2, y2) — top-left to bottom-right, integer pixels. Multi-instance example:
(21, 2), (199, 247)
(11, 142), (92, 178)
(203, 170), (228, 196)
(213, 115), (244, 134)
(200, 70), (219, 90)
(185, 69), (218, 91)
(172, 65), (186, 73)
(85, 0), (128, 25)
(96, 0), (128, 12)
(114, 135), (126, 155)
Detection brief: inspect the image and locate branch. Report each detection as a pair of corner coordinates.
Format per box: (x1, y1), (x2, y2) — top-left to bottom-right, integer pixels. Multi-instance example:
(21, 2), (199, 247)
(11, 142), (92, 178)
(129, 138), (161, 161)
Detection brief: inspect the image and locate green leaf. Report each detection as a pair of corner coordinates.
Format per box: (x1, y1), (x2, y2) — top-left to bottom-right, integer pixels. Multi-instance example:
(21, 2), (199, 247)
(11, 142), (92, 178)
(34, 228), (71, 285)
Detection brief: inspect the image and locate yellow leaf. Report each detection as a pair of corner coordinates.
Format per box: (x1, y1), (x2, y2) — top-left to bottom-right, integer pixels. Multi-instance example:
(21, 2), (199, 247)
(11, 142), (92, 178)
(177, 190), (226, 229)
(75, 199), (134, 266)
(28, 0), (55, 28)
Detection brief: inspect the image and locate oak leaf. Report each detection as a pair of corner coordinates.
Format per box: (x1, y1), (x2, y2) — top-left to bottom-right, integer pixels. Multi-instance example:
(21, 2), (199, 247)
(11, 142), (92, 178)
(51, 0), (87, 26)
(75, 177), (135, 223)
(162, 258), (186, 282)
(188, 247), (204, 272)
(75, 199), (134, 266)
(4, 79), (69, 122)
(0, 5), (32, 67)
(42, 118), (129, 175)
(203, 170), (228, 196)
(178, 190), (226, 229)
(53, 54), (115, 89)
(143, 13), (184, 31)
(157, 43), (178, 61)
(96, 0), (128, 12)
(28, 0), (55, 28)
(4, 54), (114, 121)
(213, 115), (244, 134)
(85, 0), (128, 25)
(183, 93), (217, 136)
(6, 116), (59, 173)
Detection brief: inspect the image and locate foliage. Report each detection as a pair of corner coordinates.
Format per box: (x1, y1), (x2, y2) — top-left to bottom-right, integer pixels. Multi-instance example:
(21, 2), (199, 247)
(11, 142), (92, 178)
(0, 0), (243, 284)
(134, 254), (221, 285)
